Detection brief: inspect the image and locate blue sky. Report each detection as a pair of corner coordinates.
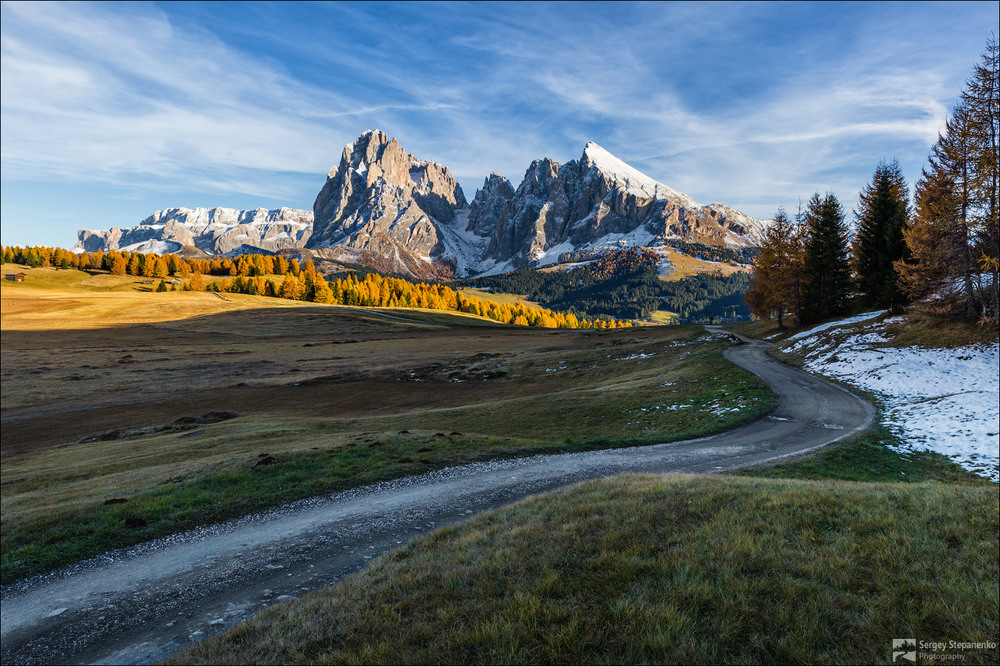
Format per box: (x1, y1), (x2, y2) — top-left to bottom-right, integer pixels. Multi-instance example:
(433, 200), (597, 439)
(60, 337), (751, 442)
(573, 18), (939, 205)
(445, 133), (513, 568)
(1, 1), (997, 248)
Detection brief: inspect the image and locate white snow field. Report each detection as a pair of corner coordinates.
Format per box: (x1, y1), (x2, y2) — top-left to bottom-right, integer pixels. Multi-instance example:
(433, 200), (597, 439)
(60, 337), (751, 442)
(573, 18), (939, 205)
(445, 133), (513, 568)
(784, 314), (999, 482)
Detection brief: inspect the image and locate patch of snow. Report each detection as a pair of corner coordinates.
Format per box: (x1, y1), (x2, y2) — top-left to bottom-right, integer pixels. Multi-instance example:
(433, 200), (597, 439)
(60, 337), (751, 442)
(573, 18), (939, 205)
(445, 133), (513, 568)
(790, 314), (999, 482)
(533, 240), (577, 266)
(121, 239), (183, 255)
(787, 310), (888, 342)
(438, 208), (492, 277)
(612, 352), (655, 361)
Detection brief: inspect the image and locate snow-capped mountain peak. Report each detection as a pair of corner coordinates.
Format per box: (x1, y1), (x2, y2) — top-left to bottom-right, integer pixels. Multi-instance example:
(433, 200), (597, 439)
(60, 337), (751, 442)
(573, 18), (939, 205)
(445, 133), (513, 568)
(581, 142), (699, 209)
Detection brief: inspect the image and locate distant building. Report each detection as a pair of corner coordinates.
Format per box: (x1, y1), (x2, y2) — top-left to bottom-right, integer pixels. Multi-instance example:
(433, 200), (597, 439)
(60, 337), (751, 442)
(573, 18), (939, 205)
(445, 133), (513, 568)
(4, 273), (26, 282)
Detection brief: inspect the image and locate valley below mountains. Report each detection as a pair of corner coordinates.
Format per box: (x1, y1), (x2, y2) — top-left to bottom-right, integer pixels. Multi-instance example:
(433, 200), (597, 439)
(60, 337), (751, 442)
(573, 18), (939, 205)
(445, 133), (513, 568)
(74, 131), (768, 279)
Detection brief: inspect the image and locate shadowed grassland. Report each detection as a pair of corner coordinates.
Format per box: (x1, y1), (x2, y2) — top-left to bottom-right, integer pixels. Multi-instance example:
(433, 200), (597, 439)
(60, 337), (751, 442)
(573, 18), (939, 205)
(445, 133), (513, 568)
(170, 474), (999, 665)
(1, 335), (771, 584)
(2, 273), (773, 583)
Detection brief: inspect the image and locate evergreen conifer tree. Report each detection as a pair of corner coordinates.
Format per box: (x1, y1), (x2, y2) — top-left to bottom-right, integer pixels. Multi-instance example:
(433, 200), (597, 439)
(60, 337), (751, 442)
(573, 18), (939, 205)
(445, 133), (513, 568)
(853, 160), (910, 309)
(802, 193), (852, 323)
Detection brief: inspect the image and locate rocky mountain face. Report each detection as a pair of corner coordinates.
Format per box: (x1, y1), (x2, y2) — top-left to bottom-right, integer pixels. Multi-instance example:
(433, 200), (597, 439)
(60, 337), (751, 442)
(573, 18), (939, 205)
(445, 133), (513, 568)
(74, 207), (313, 255)
(307, 130), (468, 277)
(73, 131), (766, 278)
(468, 142), (767, 274)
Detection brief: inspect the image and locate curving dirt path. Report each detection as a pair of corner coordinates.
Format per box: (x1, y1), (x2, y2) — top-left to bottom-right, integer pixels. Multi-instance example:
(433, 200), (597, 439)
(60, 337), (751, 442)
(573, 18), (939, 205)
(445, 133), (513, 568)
(0, 329), (873, 665)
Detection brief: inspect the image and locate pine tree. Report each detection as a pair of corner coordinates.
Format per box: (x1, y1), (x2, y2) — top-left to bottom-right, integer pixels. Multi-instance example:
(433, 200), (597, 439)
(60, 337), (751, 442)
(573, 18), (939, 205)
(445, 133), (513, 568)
(853, 160), (910, 309)
(801, 193), (852, 323)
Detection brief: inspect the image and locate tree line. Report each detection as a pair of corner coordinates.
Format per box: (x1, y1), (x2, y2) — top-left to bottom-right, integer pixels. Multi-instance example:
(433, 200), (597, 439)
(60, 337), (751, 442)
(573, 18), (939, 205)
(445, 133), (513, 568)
(1, 245), (628, 329)
(747, 38), (999, 327)
(2, 246), (310, 280)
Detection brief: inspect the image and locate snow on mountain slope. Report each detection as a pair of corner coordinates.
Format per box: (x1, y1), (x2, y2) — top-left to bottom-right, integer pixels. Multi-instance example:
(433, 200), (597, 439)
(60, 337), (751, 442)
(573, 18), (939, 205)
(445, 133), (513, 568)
(785, 314), (999, 482)
(581, 142), (699, 208)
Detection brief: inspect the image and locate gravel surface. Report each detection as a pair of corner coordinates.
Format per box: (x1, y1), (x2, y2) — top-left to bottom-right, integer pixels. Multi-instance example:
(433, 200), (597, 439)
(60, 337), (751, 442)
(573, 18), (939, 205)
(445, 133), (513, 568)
(0, 329), (873, 665)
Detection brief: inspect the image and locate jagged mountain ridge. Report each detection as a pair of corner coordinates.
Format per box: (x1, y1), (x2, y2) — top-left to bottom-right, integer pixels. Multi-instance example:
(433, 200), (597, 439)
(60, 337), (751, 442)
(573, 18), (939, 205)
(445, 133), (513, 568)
(74, 131), (767, 278)
(467, 142), (766, 275)
(74, 207), (313, 256)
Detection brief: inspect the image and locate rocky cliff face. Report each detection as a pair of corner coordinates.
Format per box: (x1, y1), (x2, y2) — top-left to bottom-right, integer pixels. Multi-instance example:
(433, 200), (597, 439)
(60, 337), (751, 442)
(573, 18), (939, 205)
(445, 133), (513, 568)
(72, 131), (766, 278)
(307, 130), (468, 277)
(74, 207), (313, 255)
(468, 142), (768, 274)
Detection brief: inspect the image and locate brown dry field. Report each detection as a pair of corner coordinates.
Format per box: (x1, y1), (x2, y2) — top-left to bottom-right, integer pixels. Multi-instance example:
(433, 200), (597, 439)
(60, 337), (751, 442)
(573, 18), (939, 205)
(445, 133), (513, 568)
(0, 267), (656, 459)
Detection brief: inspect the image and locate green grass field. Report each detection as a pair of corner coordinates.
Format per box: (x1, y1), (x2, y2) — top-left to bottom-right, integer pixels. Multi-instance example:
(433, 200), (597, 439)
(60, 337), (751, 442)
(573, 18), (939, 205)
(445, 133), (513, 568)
(171, 473), (999, 665)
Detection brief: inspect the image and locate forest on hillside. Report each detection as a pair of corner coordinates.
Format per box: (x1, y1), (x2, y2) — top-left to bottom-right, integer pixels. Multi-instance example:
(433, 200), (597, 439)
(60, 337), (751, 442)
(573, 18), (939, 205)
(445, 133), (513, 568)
(460, 248), (752, 323)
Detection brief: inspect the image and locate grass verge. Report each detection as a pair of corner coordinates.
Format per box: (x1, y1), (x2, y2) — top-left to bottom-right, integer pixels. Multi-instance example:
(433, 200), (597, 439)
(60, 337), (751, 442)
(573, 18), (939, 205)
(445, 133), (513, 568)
(169, 473), (1000, 665)
(735, 424), (994, 485)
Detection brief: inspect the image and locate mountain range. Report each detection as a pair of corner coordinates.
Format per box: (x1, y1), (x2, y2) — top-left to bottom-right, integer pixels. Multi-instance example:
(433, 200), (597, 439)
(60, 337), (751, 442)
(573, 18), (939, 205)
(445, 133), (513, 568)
(74, 130), (768, 278)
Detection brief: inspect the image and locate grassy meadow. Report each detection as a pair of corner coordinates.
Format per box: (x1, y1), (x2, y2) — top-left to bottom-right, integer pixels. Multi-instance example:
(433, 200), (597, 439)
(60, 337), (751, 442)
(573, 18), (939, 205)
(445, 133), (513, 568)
(2, 265), (773, 583)
(4, 265), (996, 664)
(657, 247), (747, 282)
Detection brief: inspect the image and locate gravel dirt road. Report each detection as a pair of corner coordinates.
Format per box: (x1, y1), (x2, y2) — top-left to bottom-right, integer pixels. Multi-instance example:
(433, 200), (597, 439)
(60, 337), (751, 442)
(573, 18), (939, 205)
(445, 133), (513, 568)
(0, 329), (873, 665)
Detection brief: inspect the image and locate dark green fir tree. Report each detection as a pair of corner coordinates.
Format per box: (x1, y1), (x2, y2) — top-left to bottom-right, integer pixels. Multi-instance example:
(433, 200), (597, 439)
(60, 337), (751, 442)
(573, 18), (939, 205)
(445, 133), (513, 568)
(853, 159), (910, 309)
(802, 192), (852, 323)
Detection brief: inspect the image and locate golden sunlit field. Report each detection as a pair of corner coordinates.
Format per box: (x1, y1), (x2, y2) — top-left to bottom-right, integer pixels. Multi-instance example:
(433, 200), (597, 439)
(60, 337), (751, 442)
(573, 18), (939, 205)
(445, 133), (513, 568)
(656, 247), (748, 282)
